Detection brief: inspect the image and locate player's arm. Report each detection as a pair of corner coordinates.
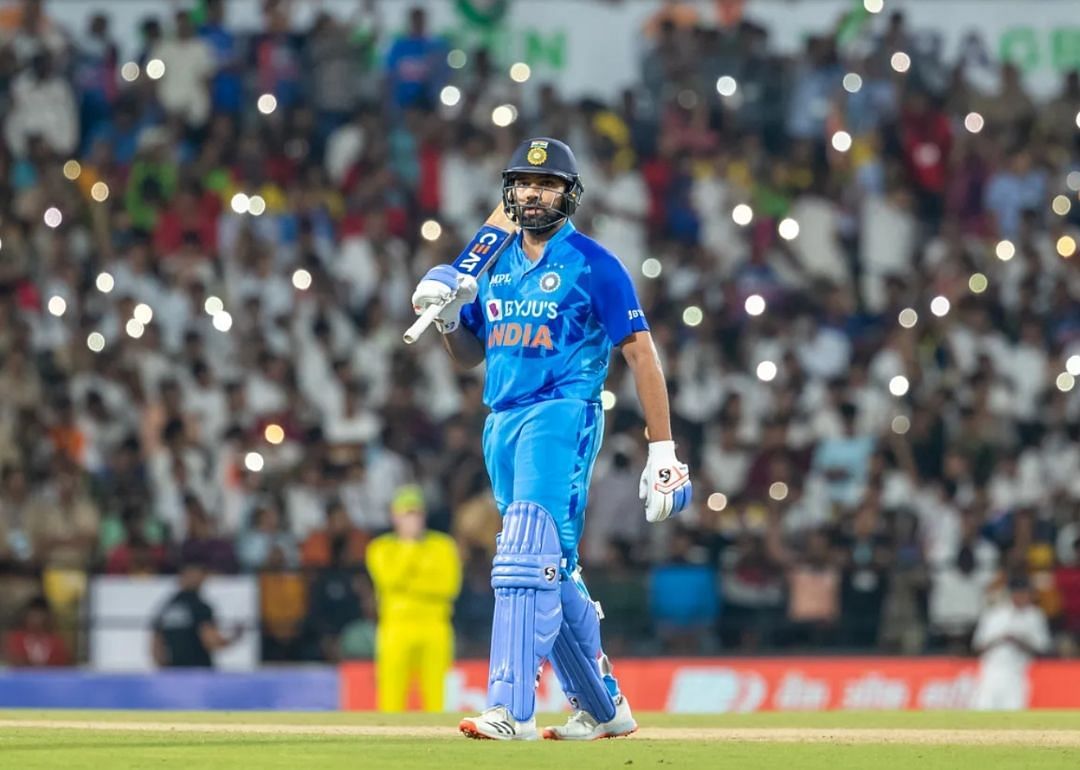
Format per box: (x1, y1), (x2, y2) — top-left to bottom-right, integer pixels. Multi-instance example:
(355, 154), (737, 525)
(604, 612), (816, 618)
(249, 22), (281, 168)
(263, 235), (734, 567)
(590, 253), (691, 523)
(442, 322), (485, 369)
(195, 603), (240, 651)
(621, 331), (672, 442)
(198, 621), (240, 651)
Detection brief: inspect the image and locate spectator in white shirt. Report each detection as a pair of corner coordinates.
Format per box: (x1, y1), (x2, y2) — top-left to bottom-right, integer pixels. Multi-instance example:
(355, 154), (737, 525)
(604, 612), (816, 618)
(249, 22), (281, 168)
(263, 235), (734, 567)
(5, 51), (77, 157)
(971, 575), (1051, 710)
(151, 11), (215, 129)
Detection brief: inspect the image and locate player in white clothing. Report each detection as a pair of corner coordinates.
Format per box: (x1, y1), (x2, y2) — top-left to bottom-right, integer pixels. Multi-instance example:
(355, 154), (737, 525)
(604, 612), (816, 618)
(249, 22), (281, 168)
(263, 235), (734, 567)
(971, 575), (1051, 710)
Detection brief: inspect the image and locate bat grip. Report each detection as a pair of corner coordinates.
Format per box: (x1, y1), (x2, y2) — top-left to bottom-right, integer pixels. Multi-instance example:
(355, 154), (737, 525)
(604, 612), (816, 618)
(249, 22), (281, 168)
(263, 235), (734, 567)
(403, 301), (446, 344)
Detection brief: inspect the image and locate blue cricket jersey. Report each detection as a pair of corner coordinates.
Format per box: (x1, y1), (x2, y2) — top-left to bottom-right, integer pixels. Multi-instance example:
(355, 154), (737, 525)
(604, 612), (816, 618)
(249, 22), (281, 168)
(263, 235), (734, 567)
(459, 221), (649, 412)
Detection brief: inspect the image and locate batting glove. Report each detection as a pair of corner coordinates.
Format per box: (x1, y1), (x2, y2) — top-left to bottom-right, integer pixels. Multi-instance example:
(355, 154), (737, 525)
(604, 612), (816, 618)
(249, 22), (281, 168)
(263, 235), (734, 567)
(639, 440), (692, 523)
(411, 265), (479, 334)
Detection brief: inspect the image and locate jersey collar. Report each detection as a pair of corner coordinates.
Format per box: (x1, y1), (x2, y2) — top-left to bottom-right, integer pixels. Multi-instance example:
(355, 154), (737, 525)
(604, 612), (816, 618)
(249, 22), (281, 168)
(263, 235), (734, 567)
(517, 220), (576, 273)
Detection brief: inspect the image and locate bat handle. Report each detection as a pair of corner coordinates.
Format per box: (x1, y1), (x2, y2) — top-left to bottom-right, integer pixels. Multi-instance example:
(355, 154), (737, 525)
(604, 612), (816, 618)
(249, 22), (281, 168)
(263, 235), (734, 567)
(403, 302), (445, 344)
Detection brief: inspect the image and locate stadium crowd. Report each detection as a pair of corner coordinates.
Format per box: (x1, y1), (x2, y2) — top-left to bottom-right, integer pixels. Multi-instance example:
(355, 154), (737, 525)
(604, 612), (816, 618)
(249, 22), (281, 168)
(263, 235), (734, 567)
(1, 0), (1080, 664)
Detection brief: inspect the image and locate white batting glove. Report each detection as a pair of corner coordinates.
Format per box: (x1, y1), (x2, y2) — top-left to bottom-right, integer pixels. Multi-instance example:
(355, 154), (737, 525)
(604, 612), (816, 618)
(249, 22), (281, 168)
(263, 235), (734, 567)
(638, 440), (692, 523)
(411, 265), (479, 334)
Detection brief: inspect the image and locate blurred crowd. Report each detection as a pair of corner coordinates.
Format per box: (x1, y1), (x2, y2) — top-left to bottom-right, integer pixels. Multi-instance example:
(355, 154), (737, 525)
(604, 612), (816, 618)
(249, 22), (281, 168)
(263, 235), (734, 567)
(0, 0), (1080, 664)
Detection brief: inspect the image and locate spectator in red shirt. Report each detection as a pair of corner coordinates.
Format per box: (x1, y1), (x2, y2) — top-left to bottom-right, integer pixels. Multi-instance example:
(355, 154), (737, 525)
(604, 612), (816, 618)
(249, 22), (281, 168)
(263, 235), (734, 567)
(900, 90), (952, 225)
(4, 596), (72, 667)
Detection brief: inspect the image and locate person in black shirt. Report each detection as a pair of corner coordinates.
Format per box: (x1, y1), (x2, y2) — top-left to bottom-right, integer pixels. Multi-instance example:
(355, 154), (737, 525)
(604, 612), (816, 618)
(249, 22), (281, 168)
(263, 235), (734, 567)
(152, 561), (240, 667)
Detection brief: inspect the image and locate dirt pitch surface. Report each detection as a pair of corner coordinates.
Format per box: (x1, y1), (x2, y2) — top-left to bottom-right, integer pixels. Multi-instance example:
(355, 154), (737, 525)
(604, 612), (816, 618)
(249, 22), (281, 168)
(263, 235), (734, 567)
(1, 719), (1078, 746)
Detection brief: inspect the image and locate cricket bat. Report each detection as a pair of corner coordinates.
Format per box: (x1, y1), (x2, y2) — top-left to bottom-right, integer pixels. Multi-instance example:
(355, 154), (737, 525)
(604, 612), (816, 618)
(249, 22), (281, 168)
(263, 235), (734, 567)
(403, 204), (518, 344)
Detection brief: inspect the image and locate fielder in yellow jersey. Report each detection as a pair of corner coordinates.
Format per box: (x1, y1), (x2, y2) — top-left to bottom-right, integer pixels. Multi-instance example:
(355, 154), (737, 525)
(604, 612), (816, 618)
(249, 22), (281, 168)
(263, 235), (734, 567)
(366, 485), (462, 712)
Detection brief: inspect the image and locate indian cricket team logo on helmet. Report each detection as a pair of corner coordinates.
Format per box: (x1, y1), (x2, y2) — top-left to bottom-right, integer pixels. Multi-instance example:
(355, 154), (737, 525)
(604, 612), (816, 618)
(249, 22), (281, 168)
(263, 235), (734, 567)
(526, 140), (549, 166)
(539, 271), (561, 292)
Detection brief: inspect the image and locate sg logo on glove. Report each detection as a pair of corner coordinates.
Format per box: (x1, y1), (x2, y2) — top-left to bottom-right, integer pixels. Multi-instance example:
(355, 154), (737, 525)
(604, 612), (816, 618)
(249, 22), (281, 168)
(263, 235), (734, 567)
(639, 440), (693, 523)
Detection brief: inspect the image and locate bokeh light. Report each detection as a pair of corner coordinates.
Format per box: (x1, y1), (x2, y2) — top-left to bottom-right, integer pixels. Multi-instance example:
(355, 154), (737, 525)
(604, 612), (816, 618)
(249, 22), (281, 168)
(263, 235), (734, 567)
(120, 62), (139, 82)
(831, 131), (852, 152)
(898, 308), (918, 328)
(125, 319), (145, 339)
(890, 52), (911, 73)
(230, 193), (250, 214)
(62, 160), (81, 180)
(447, 49), (467, 69)
(682, 306), (704, 327)
(769, 482), (789, 501)
(95, 272), (114, 293)
(257, 93), (277, 114)
(244, 451), (265, 472)
(90, 182), (109, 202)
(133, 303), (153, 325)
(995, 240), (1015, 261)
(265, 424), (286, 445)
(642, 258), (662, 278)
(745, 294), (766, 316)
(891, 415), (911, 434)
(964, 112), (984, 133)
(969, 273), (989, 293)
(732, 204), (753, 226)
(707, 493), (728, 512)
(601, 390), (617, 410)
(440, 86), (461, 107)
(292, 269), (313, 290)
(1053, 195), (1072, 216)
(509, 62), (531, 83)
(930, 296), (950, 317)
(145, 59), (165, 80)
(212, 311), (233, 332)
(843, 73), (863, 93)
(778, 218), (800, 240)
(491, 105), (517, 127)
(1057, 372), (1076, 392)
(43, 207), (62, 228)
(889, 375), (910, 397)
(47, 296), (66, 317)
(87, 332), (105, 353)
(420, 219), (442, 241)
(204, 296), (224, 315)
(247, 195), (266, 216)
(716, 76), (737, 97)
(1057, 235), (1077, 258)
(756, 360), (777, 382)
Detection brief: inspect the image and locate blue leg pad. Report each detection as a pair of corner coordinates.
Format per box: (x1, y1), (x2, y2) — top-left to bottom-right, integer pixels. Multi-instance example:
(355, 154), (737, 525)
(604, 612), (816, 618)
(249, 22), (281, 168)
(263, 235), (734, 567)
(548, 571), (618, 723)
(488, 501), (563, 722)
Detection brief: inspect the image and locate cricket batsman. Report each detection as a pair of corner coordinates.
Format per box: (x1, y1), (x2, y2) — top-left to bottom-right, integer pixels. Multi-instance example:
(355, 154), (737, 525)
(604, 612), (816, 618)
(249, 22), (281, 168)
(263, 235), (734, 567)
(410, 137), (692, 740)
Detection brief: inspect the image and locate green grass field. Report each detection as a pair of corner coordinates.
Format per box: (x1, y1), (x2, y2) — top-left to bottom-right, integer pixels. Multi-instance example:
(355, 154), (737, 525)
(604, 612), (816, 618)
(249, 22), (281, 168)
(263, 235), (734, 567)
(1, 710), (1078, 770)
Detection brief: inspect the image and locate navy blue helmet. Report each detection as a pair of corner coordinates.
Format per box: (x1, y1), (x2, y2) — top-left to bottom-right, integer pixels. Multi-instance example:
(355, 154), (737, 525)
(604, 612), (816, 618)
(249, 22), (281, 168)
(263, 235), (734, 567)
(501, 137), (584, 232)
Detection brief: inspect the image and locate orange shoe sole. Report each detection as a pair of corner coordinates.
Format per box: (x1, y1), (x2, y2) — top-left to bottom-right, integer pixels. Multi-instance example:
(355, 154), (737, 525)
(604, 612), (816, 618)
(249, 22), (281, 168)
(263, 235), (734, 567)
(459, 719), (494, 740)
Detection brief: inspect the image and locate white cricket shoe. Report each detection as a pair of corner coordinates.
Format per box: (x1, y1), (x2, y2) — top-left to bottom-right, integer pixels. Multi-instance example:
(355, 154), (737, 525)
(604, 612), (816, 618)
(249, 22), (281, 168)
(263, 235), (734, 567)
(459, 706), (539, 741)
(542, 694), (638, 740)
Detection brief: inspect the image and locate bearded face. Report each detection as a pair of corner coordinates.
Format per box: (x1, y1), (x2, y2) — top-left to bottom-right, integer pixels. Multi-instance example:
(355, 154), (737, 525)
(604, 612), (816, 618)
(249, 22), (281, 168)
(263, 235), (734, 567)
(502, 173), (573, 233)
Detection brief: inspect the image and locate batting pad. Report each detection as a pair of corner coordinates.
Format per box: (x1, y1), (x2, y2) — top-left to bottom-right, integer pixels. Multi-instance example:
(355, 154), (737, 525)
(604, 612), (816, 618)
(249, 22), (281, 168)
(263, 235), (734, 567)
(549, 571), (618, 723)
(488, 501), (563, 722)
